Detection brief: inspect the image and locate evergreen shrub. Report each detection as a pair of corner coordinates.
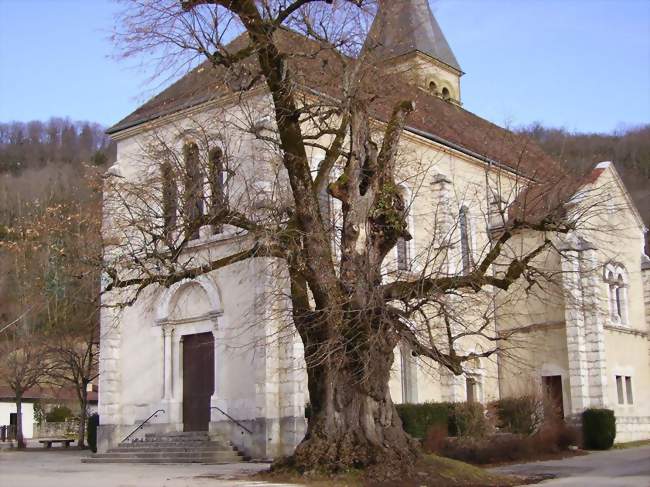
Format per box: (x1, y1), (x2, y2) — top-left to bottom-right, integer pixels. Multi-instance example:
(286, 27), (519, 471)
(582, 408), (616, 450)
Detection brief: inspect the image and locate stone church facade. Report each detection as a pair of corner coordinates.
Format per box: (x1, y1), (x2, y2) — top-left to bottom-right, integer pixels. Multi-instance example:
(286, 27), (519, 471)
(98, 0), (650, 457)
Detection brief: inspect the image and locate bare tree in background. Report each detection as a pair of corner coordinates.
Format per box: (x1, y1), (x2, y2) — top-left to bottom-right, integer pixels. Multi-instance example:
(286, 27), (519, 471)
(47, 328), (99, 448)
(0, 336), (53, 448)
(108, 0), (611, 475)
(0, 174), (102, 448)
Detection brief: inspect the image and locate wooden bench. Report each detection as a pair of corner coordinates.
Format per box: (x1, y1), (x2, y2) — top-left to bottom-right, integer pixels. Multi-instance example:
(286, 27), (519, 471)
(39, 438), (74, 448)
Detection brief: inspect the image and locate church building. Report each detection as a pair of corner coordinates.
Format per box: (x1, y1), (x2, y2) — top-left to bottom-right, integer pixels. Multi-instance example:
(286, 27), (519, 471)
(97, 0), (650, 459)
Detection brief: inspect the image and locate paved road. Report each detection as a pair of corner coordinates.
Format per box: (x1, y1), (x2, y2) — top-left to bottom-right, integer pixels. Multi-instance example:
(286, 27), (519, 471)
(0, 449), (298, 487)
(492, 445), (650, 487)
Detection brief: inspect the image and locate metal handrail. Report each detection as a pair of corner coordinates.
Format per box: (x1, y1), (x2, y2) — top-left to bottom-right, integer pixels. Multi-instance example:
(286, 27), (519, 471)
(121, 409), (165, 443)
(210, 406), (252, 434)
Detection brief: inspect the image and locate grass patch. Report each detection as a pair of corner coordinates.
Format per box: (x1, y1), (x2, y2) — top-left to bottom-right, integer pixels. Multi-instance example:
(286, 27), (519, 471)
(613, 439), (650, 450)
(257, 454), (526, 486)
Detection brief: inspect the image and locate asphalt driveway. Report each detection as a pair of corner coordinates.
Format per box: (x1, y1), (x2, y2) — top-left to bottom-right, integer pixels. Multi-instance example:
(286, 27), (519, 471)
(492, 445), (650, 487)
(0, 448), (295, 487)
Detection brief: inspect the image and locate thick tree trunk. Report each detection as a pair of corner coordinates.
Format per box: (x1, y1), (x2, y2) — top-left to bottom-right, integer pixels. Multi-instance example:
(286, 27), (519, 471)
(289, 337), (419, 477)
(15, 395), (25, 449)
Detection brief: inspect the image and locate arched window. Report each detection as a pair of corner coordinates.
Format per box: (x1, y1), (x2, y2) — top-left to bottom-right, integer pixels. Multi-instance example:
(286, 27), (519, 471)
(466, 377), (477, 403)
(604, 264), (628, 325)
(442, 87), (450, 100)
(208, 147), (225, 227)
(183, 141), (204, 240)
(459, 206), (472, 275)
(400, 344), (417, 403)
(396, 236), (409, 271)
(161, 160), (177, 240)
(464, 356), (483, 403)
(396, 186), (412, 271)
(428, 80), (438, 94)
(318, 183), (332, 232)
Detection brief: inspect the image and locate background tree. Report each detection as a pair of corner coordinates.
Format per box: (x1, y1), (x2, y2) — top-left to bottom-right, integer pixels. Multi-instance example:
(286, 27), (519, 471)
(0, 165), (103, 448)
(41, 191), (102, 448)
(0, 335), (52, 448)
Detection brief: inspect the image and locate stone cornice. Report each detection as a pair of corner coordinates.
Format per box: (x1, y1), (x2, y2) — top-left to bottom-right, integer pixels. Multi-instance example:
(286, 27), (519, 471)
(604, 324), (648, 338)
(498, 321), (565, 335)
(155, 310), (223, 327)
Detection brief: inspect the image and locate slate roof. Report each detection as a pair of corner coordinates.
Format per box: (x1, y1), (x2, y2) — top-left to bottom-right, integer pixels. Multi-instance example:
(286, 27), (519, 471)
(365, 0), (462, 72)
(107, 28), (561, 181)
(0, 386), (98, 402)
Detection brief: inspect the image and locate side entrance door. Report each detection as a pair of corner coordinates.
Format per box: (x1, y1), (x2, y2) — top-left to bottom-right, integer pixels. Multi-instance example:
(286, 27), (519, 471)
(542, 375), (564, 418)
(182, 332), (215, 431)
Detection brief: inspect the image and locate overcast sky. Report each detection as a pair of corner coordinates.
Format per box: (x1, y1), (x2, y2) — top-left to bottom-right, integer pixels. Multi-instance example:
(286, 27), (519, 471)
(0, 0), (648, 133)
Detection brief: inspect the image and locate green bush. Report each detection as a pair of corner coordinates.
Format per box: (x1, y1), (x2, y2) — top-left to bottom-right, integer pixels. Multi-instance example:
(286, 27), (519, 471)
(45, 406), (73, 423)
(87, 414), (99, 453)
(396, 402), (489, 439)
(582, 408), (616, 450)
(449, 402), (489, 438)
(33, 401), (45, 425)
(395, 402), (451, 439)
(493, 395), (543, 435)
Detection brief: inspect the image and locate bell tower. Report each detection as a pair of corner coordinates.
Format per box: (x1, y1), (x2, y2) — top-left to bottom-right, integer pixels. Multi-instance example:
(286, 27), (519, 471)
(365, 0), (464, 104)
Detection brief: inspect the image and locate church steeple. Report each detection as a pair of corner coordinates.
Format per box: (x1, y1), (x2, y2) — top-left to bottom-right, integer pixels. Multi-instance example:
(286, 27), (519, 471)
(365, 0), (463, 104)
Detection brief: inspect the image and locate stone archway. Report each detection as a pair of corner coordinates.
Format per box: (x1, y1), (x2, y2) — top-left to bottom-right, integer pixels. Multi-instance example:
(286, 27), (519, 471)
(156, 275), (223, 323)
(155, 276), (224, 430)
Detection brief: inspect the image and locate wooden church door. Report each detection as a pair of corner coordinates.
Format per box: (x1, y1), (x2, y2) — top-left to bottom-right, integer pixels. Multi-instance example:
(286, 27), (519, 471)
(182, 332), (215, 431)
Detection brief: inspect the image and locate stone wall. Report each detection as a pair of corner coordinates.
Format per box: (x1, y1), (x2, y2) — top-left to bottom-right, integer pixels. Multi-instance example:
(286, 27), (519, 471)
(616, 415), (650, 443)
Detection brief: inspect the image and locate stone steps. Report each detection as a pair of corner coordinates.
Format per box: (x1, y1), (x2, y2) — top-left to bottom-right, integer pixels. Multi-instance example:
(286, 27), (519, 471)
(82, 431), (246, 464)
(144, 432), (209, 440)
(90, 451), (241, 461)
(119, 441), (229, 448)
(111, 445), (231, 453)
(82, 457), (241, 464)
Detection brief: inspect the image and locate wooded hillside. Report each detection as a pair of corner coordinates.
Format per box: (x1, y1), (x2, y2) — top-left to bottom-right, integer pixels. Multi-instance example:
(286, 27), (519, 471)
(520, 124), (650, 251)
(0, 118), (115, 327)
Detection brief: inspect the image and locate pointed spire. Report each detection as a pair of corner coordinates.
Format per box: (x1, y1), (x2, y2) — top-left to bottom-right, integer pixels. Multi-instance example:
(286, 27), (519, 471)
(365, 0), (461, 72)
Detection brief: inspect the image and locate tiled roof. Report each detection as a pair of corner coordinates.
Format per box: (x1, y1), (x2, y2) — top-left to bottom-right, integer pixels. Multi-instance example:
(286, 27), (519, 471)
(107, 29), (562, 180)
(0, 386), (98, 402)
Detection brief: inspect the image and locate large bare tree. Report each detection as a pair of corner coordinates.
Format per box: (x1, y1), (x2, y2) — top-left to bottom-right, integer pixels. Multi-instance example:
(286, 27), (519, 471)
(108, 0), (601, 475)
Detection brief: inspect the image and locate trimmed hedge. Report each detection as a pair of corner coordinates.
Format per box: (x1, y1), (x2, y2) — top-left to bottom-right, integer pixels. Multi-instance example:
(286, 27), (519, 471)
(87, 414), (99, 453)
(396, 402), (489, 439)
(396, 402), (450, 438)
(582, 408), (616, 450)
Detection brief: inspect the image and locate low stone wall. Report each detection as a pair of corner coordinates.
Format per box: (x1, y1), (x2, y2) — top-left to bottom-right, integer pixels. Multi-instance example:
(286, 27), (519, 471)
(616, 416), (650, 443)
(33, 420), (78, 439)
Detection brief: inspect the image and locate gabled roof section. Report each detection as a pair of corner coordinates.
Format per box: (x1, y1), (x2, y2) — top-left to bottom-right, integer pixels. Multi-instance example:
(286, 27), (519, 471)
(583, 161), (646, 231)
(365, 0), (462, 72)
(508, 159), (647, 233)
(107, 29), (559, 180)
